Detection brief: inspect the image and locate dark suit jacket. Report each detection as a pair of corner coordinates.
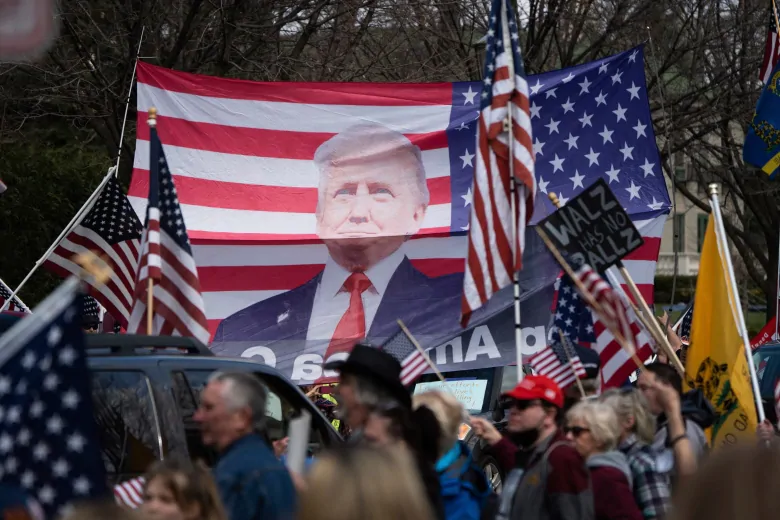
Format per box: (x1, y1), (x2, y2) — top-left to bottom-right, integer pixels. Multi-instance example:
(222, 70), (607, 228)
(211, 257), (463, 356)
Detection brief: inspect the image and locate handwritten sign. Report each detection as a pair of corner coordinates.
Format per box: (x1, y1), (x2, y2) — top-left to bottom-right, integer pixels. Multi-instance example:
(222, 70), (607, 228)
(539, 178), (643, 272)
(413, 379), (488, 411)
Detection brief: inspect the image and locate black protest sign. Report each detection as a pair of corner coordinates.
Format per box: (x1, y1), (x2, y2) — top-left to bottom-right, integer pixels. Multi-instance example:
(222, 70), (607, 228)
(539, 178), (643, 272)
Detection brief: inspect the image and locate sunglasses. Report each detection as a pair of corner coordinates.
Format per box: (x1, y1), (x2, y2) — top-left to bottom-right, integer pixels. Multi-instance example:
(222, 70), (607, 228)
(564, 426), (590, 437)
(501, 398), (541, 410)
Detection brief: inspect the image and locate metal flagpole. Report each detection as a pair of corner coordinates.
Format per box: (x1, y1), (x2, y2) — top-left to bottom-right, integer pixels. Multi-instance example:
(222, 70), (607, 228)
(0, 166), (116, 312)
(114, 26), (146, 177)
(708, 184), (765, 423)
(499, 0), (525, 382)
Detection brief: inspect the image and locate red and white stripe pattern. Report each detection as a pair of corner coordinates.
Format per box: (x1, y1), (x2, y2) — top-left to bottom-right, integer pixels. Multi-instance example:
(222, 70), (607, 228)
(529, 337), (586, 390)
(127, 120), (210, 344)
(574, 263), (653, 388)
(762, 1), (780, 83)
(401, 349), (430, 386)
(114, 477), (145, 509)
(132, 64), (473, 338)
(461, 0), (535, 325)
(381, 325), (433, 385)
(131, 60), (662, 341)
(43, 175), (143, 328)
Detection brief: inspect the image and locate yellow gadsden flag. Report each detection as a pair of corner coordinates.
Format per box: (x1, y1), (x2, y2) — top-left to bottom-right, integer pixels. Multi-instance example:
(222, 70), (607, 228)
(686, 218), (757, 447)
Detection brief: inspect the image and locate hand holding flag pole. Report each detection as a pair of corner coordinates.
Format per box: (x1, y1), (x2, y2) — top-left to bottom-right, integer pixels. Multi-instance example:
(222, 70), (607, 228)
(536, 194), (646, 371)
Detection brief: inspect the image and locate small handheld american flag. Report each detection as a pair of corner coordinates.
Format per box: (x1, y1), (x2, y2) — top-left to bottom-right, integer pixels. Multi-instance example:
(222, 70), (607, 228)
(676, 301), (694, 345)
(381, 323), (436, 386)
(529, 329), (586, 390)
(114, 476), (145, 509)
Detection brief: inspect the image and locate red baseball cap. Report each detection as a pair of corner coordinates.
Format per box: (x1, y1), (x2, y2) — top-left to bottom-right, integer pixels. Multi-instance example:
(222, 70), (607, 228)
(502, 374), (564, 408)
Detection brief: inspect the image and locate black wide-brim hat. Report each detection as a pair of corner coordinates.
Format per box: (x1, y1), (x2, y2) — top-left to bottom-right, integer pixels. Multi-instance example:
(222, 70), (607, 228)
(323, 343), (412, 409)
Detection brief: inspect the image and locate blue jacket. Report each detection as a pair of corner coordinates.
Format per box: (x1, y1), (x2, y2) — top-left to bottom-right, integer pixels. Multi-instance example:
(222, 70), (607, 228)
(437, 442), (490, 520)
(214, 434), (296, 520)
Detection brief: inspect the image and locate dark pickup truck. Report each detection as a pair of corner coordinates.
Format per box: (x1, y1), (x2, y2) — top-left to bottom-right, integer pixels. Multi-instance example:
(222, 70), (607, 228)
(83, 334), (341, 485)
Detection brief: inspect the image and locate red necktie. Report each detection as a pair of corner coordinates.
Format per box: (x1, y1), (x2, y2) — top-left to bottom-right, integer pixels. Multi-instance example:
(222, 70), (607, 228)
(323, 272), (372, 360)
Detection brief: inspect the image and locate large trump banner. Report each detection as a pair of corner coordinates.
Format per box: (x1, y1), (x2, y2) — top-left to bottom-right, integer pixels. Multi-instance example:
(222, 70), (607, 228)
(130, 47), (670, 382)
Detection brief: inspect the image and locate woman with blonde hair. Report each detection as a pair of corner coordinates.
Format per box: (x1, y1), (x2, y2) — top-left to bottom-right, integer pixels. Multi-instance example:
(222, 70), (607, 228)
(600, 388), (671, 519)
(141, 459), (227, 520)
(566, 400), (643, 520)
(412, 391), (490, 520)
(298, 444), (434, 520)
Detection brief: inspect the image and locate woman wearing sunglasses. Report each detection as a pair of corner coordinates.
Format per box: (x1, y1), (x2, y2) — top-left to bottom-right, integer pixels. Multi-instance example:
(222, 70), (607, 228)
(566, 401), (643, 520)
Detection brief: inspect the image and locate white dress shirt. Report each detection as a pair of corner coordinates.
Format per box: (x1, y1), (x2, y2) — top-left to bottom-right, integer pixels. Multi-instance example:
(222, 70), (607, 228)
(305, 246), (406, 348)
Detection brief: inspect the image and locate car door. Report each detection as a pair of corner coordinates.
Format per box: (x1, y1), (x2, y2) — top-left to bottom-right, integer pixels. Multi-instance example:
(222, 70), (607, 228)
(89, 368), (163, 485)
(159, 362), (335, 467)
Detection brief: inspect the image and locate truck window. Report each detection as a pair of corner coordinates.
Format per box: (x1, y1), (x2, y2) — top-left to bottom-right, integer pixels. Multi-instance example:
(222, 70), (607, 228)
(171, 370), (322, 465)
(91, 370), (162, 484)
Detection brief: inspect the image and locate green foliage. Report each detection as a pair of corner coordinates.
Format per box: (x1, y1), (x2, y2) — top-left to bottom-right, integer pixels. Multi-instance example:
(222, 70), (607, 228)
(0, 122), (110, 306)
(653, 275), (697, 305)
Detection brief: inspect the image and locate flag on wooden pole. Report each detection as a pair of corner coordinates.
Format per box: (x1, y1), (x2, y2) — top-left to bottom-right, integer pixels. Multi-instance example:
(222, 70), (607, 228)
(127, 109), (210, 343)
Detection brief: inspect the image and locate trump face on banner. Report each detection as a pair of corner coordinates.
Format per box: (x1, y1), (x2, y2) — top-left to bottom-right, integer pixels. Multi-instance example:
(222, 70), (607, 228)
(212, 123), (462, 371)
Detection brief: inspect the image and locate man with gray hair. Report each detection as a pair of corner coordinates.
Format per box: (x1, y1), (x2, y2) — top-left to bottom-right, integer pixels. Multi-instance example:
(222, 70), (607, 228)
(213, 122), (463, 376)
(194, 371), (296, 520)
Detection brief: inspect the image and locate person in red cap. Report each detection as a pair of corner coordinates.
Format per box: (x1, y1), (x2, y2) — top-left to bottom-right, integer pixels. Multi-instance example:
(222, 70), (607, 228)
(471, 374), (593, 520)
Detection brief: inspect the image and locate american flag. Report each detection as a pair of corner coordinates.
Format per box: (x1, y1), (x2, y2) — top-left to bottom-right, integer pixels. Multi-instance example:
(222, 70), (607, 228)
(529, 329), (586, 390)
(381, 326), (433, 385)
(0, 277), (30, 313)
(461, 0), (535, 324)
(551, 273), (596, 343)
(0, 278), (106, 517)
(132, 45), (668, 342)
(677, 301), (694, 344)
(572, 263), (654, 388)
(761, 1), (780, 83)
(114, 476), (146, 509)
(44, 175), (143, 328)
(126, 118), (210, 344)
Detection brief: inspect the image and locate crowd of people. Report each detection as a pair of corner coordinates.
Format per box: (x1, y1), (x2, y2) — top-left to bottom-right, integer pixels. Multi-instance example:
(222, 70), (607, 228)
(43, 341), (780, 520)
